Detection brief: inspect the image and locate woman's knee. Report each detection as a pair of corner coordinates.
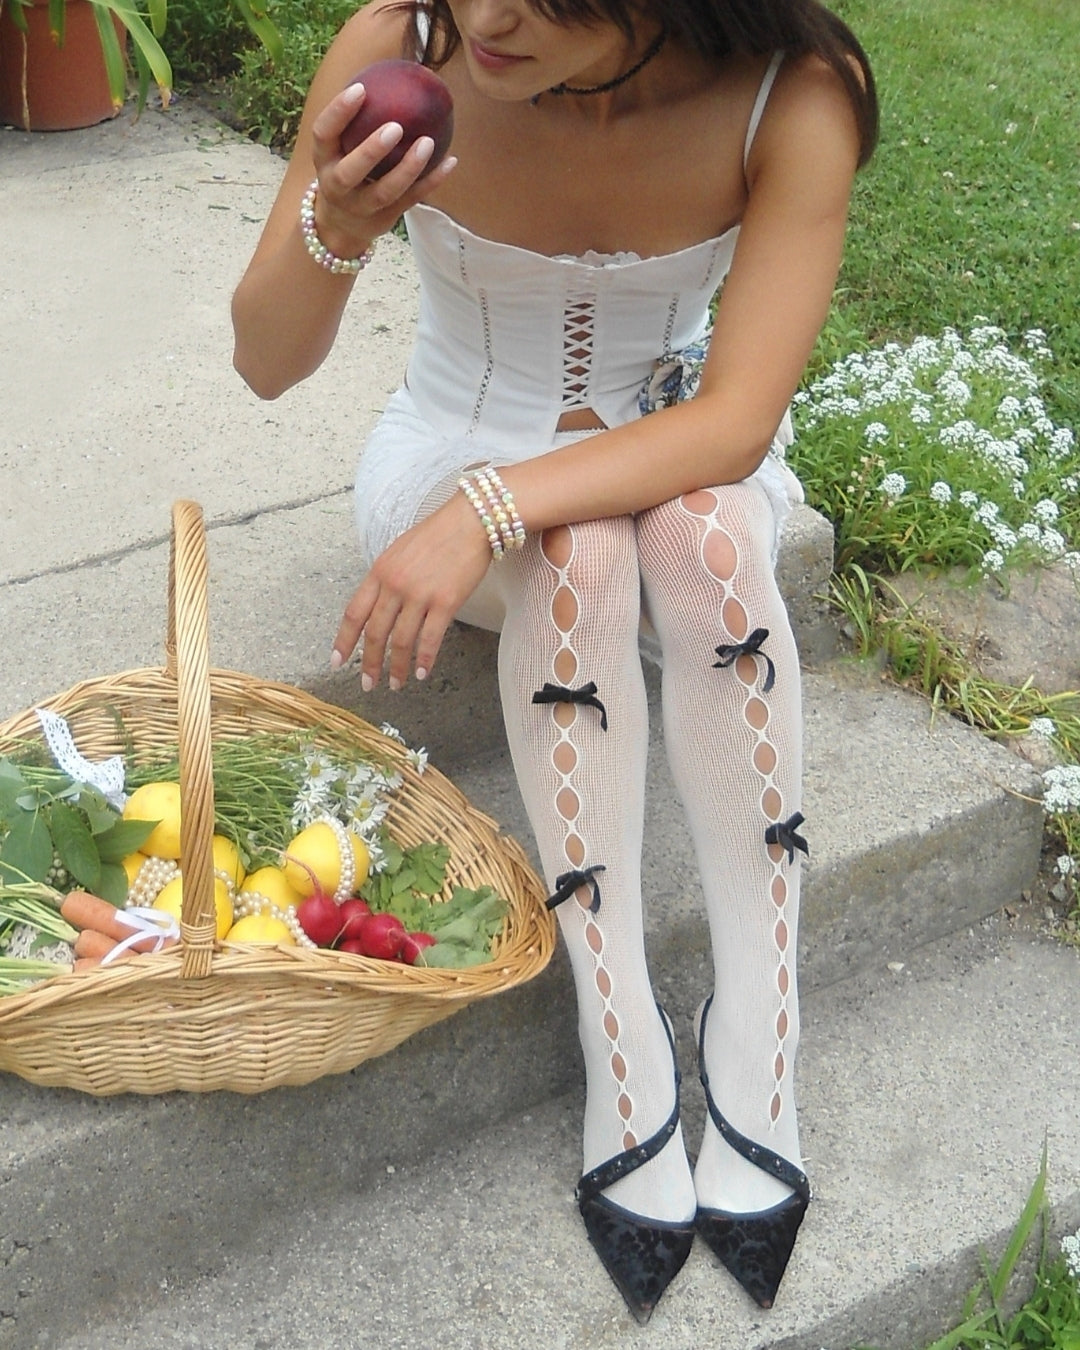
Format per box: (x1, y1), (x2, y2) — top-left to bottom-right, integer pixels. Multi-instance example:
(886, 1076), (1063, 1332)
(639, 482), (776, 585)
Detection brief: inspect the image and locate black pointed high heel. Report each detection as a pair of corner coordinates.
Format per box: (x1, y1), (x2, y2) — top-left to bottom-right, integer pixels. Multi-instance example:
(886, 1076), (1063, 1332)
(694, 993), (811, 1309)
(575, 1008), (695, 1324)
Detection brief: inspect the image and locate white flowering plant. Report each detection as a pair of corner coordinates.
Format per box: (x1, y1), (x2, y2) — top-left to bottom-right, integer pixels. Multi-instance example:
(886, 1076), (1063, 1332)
(790, 323), (1079, 576)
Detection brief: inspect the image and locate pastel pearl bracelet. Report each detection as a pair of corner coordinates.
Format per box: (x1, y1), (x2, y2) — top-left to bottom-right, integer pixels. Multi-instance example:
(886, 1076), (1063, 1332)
(299, 180), (375, 275)
(458, 467), (526, 559)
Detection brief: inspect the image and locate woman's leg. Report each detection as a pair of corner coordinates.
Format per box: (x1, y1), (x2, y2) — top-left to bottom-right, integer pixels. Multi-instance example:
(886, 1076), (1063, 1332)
(491, 517), (696, 1226)
(635, 482), (805, 1217)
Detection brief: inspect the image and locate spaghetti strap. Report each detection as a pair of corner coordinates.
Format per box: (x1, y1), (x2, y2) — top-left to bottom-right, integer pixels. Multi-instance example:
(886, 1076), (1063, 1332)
(743, 51), (785, 170)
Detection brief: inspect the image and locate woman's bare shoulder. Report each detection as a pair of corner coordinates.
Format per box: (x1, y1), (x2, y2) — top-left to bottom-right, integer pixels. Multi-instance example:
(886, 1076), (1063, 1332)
(316, 0), (416, 83)
(744, 50), (862, 189)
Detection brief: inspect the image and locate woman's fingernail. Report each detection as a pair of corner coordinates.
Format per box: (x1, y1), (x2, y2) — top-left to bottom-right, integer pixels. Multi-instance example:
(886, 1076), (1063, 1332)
(389, 676), (402, 693)
(414, 136), (434, 162)
(379, 122), (403, 146)
(415, 666), (428, 681)
(437, 156), (458, 177)
(330, 649), (344, 672)
(361, 673), (374, 692)
(344, 81), (365, 104)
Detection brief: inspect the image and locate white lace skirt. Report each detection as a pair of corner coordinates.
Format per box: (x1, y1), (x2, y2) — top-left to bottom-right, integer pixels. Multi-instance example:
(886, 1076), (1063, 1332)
(353, 385), (804, 635)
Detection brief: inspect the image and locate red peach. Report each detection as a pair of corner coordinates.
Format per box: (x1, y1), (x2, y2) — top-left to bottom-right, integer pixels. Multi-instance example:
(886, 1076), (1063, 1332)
(341, 59), (454, 181)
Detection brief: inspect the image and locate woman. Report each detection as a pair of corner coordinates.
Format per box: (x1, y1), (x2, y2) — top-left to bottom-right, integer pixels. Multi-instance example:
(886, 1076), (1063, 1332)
(233, 0), (876, 1323)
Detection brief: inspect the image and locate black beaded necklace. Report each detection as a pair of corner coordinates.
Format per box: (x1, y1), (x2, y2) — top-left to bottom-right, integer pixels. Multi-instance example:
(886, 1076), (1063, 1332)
(531, 27), (667, 104)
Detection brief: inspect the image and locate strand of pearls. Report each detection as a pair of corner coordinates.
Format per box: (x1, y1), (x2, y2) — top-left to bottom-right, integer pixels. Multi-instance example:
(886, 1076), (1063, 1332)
(125, 856), (179, 908)
(232, 886), (315, 948)
(320, 814), (357, 901)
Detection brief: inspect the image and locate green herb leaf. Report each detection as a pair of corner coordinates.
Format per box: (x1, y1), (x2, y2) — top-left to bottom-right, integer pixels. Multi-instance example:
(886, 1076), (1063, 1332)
(49, 802), (102, 891)
(390, 867), (417, 895)
(0, 810), (53, 884)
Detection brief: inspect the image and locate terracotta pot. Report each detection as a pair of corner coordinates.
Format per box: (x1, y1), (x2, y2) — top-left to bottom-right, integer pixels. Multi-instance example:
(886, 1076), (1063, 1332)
(0, 0), (123, 131)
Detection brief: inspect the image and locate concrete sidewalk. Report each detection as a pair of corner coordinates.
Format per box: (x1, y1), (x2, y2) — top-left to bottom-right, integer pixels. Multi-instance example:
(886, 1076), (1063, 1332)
(1, 96), (419, 719)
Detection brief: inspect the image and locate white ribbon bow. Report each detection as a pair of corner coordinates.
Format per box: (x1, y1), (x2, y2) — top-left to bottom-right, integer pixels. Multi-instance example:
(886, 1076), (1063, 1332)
(100, 907), (181, 965)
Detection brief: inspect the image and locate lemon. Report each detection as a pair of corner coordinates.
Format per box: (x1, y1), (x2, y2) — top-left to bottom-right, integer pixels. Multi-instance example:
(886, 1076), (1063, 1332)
(282, 822), (370, 897)
(154, 874), (233, 940)
(282, 822), (340, 896)
(212, 834), (246, 888)
(124, 781), (182, 860)
(120, 852), (149, 887)
(240, 866), (302, 912)
(225, 913), (295, 945)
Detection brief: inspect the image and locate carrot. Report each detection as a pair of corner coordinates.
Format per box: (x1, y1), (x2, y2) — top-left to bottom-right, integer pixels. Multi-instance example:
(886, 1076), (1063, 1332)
(61, 891), (131, 938)
(73, 957), (103, 973)
(60, 891), (177, 954)
(73, 929), (120, 961)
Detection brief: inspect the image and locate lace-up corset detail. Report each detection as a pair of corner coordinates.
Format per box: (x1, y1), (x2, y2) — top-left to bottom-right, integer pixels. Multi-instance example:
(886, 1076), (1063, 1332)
(402, 203), (739, 451)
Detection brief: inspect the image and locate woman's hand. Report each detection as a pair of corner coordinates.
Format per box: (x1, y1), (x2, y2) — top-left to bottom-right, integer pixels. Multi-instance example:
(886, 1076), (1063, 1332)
(332, 494), (493, 690)
(307, 81), (457, 262)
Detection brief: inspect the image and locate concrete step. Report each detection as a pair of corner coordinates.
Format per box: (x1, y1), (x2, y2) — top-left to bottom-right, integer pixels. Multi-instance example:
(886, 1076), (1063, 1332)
(0, 619), (1046, 1346)
(4, 924), (1078, 1350)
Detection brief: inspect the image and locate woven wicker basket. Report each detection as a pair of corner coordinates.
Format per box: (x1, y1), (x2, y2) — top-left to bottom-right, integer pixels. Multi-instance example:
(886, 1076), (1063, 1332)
(0, 501), (554, 1095)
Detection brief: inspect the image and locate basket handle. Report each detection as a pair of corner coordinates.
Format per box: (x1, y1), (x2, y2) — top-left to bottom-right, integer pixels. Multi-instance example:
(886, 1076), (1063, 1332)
(166, 501), (218, 979)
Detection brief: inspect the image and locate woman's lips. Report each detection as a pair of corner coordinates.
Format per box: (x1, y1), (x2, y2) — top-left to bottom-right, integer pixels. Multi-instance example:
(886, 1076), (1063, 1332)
(469, 39), (529, 72)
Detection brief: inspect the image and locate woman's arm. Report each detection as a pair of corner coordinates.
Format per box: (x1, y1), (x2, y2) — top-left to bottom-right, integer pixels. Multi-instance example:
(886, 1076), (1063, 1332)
(231, 0), (458, 399)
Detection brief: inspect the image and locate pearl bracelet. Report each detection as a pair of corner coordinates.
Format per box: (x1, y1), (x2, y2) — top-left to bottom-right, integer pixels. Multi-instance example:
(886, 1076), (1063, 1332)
(474, 467), (527, 552)
(458, 467), (526, 559)
(459, 474), (504, 558)
(299, 180), (375, 276)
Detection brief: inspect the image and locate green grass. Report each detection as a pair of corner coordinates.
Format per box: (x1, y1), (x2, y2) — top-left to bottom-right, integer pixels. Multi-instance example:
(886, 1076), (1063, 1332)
(827, 0), (1080, 430)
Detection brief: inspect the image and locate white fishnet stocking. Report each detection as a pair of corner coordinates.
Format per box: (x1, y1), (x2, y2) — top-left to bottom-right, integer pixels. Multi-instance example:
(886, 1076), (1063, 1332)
(404, 467), (803, 1219)
(637, 481), (804, 1214)
(492, 518), (696, 1224)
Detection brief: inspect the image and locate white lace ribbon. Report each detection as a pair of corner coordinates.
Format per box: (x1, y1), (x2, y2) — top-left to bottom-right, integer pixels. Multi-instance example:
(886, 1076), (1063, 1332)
(100, 907), (180, 965)
(34, 709), (127, 810)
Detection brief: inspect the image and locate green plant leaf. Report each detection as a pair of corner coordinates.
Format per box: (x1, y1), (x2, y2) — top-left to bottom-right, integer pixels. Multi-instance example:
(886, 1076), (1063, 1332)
(231, 0), (284, 63)
(49, 802), (101, 891)
(96, 0), (172, 102)
(988, 1142), (1047, 1303)
(0, 811), (53, 885)
(94, 818), (157, 864)
(77, 787), (119, 835)
(89, 0), (127, 107)
(96, 863), (128, 907)
(921, 1310), (994, 1350)
(48, 0), (65, 42)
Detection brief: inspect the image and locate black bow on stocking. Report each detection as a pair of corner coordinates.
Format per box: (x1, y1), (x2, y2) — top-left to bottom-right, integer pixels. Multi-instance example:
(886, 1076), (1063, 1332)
(546, 865), (606, 914)
(531, 681), (609, 731)
(713, 627), (776, 693)
(764, 812), (809, 864)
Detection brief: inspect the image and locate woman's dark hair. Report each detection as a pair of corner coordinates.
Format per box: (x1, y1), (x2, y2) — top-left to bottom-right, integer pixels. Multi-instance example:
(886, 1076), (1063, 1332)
(412, 0), (878, 165)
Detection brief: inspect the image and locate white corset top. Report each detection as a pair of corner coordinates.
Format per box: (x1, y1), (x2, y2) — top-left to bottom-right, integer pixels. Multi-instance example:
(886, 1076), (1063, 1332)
(402, 201), (740, 450)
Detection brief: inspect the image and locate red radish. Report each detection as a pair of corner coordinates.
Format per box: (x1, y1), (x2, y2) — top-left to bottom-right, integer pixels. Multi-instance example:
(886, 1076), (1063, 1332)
(296, 893), (342, 947)
(287, 853), (343, 947)
(337, 897), (372, 942)
(338, 938), (367, 955)
(400, 931), (436, 965)
(356, 912), (406, 960)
